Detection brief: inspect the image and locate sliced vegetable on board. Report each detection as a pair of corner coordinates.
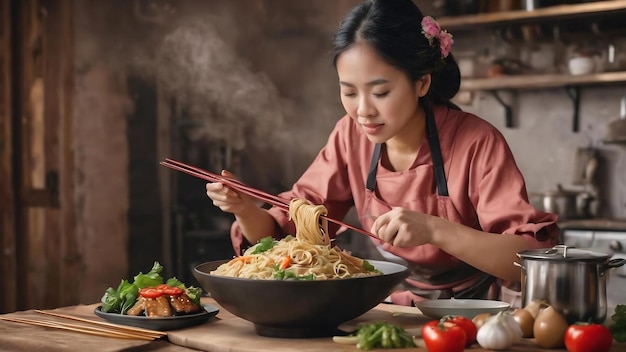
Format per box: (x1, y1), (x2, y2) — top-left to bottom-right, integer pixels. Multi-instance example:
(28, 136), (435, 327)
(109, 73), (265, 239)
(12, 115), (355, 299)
(332, 321), (416, 350)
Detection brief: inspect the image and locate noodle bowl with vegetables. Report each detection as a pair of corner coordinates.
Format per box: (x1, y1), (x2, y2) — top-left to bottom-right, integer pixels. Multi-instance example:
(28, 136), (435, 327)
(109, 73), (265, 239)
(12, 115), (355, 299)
(211, 198), (382, 280)
(193, 198), (408, 338)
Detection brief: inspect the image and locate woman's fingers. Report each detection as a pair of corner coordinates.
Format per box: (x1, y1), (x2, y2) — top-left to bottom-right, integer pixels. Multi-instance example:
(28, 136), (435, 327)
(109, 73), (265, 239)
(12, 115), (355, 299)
(370, 208), (430, 247)
(221, 169), (235, 178)
(205, 181), (223, 192)
(377, 221), (399, 244)
(371, 214), (396, 242)
(206, 184), (239, 200)
(205, 170), (248, 213)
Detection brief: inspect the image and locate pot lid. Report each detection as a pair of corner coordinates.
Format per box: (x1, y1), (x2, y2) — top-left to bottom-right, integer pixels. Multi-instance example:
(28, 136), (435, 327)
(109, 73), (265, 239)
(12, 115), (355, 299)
(517, 245), (611, 262)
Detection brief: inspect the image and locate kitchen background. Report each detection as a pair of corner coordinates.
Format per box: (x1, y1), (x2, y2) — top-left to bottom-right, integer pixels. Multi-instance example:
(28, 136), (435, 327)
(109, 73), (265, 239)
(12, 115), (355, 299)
(1, 0), (625, 313)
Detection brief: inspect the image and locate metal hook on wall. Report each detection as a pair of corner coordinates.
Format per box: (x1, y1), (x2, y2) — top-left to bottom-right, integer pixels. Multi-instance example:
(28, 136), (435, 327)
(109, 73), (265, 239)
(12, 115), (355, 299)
(490, 90), (514, 128)
(565, 86), (581, 133)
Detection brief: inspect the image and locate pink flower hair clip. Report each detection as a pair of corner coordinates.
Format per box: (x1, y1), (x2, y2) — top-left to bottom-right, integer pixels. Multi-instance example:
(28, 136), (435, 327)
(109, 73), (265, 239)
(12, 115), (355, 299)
(421, 16), (454, 59)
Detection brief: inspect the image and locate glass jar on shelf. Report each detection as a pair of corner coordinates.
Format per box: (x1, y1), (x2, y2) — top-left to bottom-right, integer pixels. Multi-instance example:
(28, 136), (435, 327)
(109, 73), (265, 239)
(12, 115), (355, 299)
(599, 41), (626, 72)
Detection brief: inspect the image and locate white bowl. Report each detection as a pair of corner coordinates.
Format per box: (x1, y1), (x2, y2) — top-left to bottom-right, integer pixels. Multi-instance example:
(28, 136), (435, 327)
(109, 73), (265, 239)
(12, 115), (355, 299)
(568, 56), (595, 75)
(415, 299), (511, 319)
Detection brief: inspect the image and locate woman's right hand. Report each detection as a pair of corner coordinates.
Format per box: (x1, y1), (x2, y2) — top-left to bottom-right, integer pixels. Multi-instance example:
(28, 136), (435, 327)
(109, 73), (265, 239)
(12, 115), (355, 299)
(205, 170), (256, 215)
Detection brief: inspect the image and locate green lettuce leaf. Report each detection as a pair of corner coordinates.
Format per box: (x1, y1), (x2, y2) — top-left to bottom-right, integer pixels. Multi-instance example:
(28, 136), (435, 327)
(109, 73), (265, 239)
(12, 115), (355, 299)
(133, 261), (164, 288)
(101, 279), (139, 314)
(166, 277), (203, 305)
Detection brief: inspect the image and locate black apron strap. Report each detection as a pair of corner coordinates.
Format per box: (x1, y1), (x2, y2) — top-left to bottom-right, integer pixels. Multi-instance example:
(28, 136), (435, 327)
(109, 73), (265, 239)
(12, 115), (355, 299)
(425, 109), (449, 197)
(366, 143), (381, 191)
(365, 109), (449, 196)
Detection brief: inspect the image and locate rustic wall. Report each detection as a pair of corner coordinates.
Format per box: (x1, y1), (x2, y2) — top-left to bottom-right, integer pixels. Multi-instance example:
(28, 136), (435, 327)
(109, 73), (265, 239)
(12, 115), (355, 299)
(73, 63), (132, 302)
(73, 1), (134, 302)
(464, 87), (626, 219)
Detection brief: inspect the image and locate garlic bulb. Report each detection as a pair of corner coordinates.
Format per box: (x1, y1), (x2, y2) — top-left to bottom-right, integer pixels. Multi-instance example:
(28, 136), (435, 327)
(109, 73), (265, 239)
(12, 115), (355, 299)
(503, 310), (523, 343)
(476, 311), (522, 350)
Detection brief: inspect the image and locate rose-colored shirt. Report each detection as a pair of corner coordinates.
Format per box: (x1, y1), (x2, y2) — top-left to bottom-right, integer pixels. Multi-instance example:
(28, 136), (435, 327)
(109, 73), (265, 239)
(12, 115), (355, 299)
(230, 105), (559, 298)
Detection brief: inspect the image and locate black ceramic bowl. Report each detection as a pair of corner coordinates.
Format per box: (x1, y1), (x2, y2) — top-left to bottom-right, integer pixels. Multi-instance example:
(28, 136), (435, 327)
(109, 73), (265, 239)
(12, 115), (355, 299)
(193, 259), (409, 338)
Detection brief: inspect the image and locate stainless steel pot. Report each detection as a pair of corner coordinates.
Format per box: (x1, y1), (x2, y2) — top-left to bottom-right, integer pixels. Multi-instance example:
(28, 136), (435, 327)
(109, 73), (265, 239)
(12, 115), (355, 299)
(531, 184), (594, 220)
(516, 245), (626, 323)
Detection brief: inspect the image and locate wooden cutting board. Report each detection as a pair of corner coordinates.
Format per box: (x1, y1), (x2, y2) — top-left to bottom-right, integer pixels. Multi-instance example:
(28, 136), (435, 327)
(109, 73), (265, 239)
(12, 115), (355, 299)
(167, 299), (626, 352)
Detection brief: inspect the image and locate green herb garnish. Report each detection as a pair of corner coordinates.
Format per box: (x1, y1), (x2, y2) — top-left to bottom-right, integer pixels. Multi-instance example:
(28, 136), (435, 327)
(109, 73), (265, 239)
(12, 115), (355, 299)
(273, 266), (315, 280)
(610, 304), (626, 342)
(363, 260), (382, 274)
(251, 236), (278, 254)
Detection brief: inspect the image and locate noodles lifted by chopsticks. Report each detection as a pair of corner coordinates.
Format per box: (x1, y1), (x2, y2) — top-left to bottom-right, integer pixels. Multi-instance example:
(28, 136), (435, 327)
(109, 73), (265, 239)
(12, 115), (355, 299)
(211, 198), (381, 280)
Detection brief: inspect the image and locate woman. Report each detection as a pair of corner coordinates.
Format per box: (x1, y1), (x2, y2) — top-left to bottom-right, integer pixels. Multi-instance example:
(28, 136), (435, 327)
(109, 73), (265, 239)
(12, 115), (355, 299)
(205, 0), (559, 306)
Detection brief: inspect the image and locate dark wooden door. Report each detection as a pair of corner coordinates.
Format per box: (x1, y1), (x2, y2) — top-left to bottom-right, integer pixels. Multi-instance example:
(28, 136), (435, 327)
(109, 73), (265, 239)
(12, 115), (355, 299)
(0, 0), (77, 313)
(0, 0), (18, 314)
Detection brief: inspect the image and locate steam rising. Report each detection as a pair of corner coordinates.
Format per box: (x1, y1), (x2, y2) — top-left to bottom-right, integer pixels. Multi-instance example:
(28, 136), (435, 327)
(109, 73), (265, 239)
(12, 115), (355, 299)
(154, 19), (290, 150)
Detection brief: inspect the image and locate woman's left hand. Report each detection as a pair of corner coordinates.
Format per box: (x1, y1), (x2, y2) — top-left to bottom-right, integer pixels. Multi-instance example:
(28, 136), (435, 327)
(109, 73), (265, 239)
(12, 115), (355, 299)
(370, 207), (440, 247)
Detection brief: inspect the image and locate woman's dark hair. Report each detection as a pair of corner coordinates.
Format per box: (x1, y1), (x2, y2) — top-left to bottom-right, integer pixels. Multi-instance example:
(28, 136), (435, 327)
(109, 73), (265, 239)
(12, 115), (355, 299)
(332, 0), (461, 109)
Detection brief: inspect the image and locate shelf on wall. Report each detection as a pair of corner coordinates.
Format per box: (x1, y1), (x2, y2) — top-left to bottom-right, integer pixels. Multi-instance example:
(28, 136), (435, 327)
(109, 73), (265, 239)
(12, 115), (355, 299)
(439, 1), (626, 132)
(438, 0), (626, 30)
(460, 71), (626, 91)
(461, 71), (626, 132)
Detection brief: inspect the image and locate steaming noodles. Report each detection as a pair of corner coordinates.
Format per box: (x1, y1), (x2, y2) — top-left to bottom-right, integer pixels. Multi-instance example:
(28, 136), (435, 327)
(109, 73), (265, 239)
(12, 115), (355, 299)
(211, 199), (381, 280)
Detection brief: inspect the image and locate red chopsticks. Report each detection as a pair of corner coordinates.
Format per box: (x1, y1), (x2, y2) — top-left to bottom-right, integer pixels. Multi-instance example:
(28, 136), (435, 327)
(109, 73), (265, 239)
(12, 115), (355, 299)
(159, 158), (378, 240)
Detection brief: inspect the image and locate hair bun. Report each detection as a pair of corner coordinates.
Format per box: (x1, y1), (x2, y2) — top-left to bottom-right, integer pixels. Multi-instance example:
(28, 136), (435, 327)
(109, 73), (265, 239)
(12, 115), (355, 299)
(431, 53), (461, 103)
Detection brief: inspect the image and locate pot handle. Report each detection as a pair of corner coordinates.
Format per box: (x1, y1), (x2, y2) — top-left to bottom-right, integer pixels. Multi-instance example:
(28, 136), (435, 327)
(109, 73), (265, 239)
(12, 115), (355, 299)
(513, 261), (525, 271)
(544, 244), (575, 257)
(600, 258), (626, 275)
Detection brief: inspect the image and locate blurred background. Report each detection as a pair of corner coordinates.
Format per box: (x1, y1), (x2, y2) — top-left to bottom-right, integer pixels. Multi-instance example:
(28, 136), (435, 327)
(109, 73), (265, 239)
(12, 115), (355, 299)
(1, 0), (626, 313)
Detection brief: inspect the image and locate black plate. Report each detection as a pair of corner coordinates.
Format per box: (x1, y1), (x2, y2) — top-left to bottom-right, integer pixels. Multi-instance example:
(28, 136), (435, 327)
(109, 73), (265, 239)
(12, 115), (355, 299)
(94, 304), (219, 331)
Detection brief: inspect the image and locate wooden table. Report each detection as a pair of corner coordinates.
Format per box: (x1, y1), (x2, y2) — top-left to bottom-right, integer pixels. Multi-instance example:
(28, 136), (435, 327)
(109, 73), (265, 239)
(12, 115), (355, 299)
(167, 299), (626, 352)
(1, 298), (625, 352)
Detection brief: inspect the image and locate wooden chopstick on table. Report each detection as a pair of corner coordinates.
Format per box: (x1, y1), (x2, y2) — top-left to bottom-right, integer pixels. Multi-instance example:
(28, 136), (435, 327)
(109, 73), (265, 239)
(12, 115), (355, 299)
(35, 310), (167, 339)
(0, 315), (159, 340)
(160, 158), (379, 240)
(0, 310), (167, 340)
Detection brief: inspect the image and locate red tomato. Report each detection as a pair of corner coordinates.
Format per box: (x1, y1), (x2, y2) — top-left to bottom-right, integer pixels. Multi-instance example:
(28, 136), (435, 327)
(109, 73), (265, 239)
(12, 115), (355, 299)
(155, 284), (170, 291)
(162, 286), (184, 296)
(151, 284), (184, 296)
(442, 315), (477, 346)
(139, 287), (163, 299)
(564, 323), (613, 352)
(422, 320), (466, 352)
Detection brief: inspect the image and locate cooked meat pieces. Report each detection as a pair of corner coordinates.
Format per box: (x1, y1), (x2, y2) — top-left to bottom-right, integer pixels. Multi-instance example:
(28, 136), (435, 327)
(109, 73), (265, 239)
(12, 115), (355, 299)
(126, 296), (146, 316)
(169, 293), (202, 314)
(145, 296), (173, 317)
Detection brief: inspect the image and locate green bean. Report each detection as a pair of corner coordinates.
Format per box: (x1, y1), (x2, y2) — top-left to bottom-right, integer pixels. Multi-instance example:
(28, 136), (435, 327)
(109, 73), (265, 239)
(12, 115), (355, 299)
(390, 328), (401, 348)
(352, 321), (416, 350)
(381, 328), (391, 348)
